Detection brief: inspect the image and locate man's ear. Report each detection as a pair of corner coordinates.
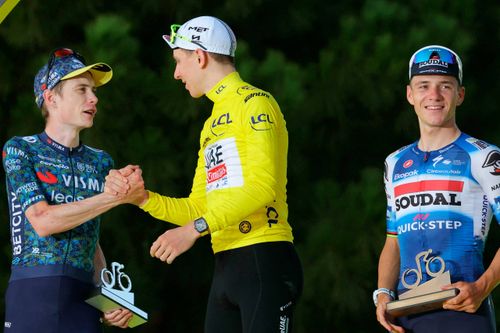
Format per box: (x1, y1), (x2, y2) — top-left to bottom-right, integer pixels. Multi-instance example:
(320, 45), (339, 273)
(406, 84), (415, 106)
(43, 89), (56, 107)
(195, 49), (209, 68)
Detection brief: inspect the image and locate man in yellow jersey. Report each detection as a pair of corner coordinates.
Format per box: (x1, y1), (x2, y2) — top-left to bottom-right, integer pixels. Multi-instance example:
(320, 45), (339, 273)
(104, 16), (303, 333)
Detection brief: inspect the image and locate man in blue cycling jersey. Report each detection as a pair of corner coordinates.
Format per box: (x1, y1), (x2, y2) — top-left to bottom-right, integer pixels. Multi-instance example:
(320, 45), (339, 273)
(2, 48), (134, 332)
(374, 45), (499, 333)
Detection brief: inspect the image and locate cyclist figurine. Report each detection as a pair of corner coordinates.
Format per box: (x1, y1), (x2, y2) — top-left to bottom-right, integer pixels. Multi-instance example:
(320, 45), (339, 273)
(374, 45), (500, 332)
(2, 48), (133, 332)
(105, 16), (303, 333)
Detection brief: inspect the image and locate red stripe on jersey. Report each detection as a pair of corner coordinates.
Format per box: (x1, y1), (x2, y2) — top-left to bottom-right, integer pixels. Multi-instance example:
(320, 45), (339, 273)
(394, 180), (464, 197)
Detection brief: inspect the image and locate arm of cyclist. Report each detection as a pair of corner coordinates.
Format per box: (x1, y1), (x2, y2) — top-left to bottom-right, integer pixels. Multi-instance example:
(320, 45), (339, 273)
(25, 191), (124, 237)
(443, 248), (500, 313)
(376, 236), (405, 333)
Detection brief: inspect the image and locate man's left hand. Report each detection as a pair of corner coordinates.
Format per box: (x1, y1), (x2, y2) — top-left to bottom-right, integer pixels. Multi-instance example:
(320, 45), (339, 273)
(150, 222), (201, 264)
(442, 281), (485, 313)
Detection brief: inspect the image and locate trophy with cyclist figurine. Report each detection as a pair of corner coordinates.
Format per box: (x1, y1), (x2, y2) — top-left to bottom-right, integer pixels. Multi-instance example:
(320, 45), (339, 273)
(86, 262), (148, 327)
(386, 249), (459, 317)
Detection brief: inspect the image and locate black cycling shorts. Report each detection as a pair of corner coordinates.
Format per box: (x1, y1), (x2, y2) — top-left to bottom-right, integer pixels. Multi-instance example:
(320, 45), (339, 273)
(204, 241), (303, 333)
(4, 276), (101, 333)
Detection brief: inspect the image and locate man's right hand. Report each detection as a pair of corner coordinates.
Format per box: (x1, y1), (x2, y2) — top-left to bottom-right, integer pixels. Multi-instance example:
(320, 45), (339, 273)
(376, 293), (405, 333)
(105, 165), (148, 206)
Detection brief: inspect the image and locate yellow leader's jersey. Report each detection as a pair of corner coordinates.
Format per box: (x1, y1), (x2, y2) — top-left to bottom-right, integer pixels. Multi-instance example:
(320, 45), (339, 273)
(141, 72), (293, 253)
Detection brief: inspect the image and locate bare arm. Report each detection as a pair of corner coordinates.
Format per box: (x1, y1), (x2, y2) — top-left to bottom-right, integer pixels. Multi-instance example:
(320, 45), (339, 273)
(25, 191), (123, 237)
(376, 236), (405, 333)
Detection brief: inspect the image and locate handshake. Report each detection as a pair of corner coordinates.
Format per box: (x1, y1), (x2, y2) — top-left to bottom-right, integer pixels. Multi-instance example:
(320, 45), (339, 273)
(103, 164), (203, 265)
(104, 165), (149, 206)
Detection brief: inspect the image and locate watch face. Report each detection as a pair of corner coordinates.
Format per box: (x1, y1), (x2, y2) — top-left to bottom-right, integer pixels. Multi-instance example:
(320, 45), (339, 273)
(195, 218), (208, 233)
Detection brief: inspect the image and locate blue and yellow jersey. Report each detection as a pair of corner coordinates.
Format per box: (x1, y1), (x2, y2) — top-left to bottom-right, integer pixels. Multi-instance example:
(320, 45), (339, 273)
(142, 72), (293, 253)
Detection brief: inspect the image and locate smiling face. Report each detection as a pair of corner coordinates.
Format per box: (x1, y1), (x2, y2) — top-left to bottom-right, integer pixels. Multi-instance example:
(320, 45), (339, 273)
(46, 72), (99, 130)
(407, 75), (465, 130)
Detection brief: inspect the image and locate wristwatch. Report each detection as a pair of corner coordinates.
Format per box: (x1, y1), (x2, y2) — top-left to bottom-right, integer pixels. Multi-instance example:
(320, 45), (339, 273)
(194, 217), (209, 236)
(372, 288), (396, 306)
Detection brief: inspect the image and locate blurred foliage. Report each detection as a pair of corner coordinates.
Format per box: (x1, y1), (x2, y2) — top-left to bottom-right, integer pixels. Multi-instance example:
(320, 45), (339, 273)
(1, 0), (499, 332)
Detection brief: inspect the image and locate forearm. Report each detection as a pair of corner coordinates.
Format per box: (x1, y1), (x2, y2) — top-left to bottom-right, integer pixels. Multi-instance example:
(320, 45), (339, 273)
(27, 192), (122, 237)
(476, 248), (500, 298)
(378, 237), (400, 290)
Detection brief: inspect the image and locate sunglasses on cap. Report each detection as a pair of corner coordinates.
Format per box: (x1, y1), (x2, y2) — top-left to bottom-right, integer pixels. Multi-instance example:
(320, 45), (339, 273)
(411, 47), (459, 65)
(167, 24), (207, 50)
(409, 45), (463, 84)
(42, 47), (86, 91)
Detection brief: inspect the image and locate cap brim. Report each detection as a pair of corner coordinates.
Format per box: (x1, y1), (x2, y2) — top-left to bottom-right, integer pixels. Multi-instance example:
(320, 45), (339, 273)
(61, 63), (113, 87)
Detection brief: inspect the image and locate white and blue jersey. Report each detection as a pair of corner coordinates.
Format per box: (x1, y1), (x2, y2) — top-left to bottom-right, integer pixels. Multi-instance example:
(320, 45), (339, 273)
(2, 132), (113, 284)
(384, 133), (500, 294)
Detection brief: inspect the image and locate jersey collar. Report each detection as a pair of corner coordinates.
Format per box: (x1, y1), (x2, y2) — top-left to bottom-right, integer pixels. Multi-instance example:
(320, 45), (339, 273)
(39, 132), (85, 156)
(206, 71), (242, 103)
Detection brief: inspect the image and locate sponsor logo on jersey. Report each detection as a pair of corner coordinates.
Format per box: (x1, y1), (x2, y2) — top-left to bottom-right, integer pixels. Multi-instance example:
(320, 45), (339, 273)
(250, 113), (275, 131)
(466, 137), (489, 150)
(480, 195), (489, 236)
(76, 162), (98, 174)
(239, 221), (252, 233)
(40, 160), (70, 169)
(482, 150), (500, 176)
(215, 84), (226, 94)
(5, 146), (28, 159)
(36, 171), (58, 184)
(61, 175), (105, 192)
(207, 164), (227, 184)
(397, 220), (463, 234)
(210, 113), (233, 136)
(403, 160), (413, 168)
(236, 85), (256, 95)
(50, 190), (85, 203)
(394, 180), (464, 212)
(492, 183), (500, 192)
(4, 158), (21, 172)
(431, 155), (452, 167)
(244, 91), (270, 103)
(267, 206), (279, 227)
(15, 182), (39, 195)
(204, 138), (243, 192)
(9, 191), (23, 255)
(21, 136), (37, 143)
(394, 170), (418, 180)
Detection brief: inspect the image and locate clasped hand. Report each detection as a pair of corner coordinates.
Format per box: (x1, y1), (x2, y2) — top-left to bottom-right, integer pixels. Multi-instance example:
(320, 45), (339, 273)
(104, 165), (147, 205)
(105, 165), (200, 265)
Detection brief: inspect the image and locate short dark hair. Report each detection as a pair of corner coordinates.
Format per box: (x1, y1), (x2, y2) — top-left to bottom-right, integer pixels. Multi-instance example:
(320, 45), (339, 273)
(209, 52), (235, 65)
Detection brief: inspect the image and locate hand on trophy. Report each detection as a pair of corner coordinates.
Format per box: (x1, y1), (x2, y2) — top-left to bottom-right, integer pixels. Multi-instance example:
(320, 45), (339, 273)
(375, 294), (405, 333)
(150, 222), (201, 264)
(105, 165), (148, 206)
(102, 308), (133, 328)
(442, 280), (485, 313)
